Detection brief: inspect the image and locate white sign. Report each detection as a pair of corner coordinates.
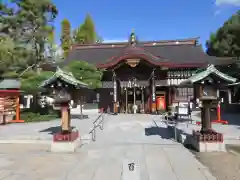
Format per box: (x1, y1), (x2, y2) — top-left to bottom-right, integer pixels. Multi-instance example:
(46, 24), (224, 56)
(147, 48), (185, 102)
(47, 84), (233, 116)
(178, 107), (188, 115)
(121, 159), (140, 180)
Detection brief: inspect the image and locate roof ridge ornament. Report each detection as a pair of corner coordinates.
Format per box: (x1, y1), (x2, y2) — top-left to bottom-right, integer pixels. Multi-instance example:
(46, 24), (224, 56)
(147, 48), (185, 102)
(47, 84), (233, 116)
(129, 29), (137, 47)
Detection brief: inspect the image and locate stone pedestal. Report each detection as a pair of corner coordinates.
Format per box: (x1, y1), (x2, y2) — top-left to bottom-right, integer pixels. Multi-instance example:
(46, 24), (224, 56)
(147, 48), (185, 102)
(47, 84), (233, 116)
(179, 132), (226, 152)
(51, 130), (81, 152)
(194, 141), (226, 152)
(50, 137), (81, 153)
(191, 130), (225, 152)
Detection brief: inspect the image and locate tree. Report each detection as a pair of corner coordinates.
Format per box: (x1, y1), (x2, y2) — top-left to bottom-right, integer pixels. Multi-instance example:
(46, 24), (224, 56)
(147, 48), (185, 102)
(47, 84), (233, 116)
(0, 0), (58, 72)
(20, 70), (54, 92)
(206, 10), (240, 78)
(64, 61), (103, 89)
(206, 11), (240, 58)
(64, 60), (103, 118)
(73, 14), (100, 44)
(18, 0), (58, 67)
(61, 19), (72, 59)
(0, 0), (58, 95)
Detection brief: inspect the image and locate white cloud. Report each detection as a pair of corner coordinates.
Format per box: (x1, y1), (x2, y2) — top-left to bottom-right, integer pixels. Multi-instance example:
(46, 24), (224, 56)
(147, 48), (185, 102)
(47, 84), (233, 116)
(215, 0), (240, 6)
(103, 39), (128, 43)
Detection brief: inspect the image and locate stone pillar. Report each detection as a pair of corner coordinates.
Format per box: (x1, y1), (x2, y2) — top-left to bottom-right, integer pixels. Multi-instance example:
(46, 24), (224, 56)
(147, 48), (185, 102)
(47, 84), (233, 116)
(200, 97), (217, 134)
(151, 70), (156, 114)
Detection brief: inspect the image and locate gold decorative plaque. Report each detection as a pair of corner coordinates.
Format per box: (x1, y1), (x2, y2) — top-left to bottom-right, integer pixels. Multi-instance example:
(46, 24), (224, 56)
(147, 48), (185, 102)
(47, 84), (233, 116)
(126, 59), (140, 67)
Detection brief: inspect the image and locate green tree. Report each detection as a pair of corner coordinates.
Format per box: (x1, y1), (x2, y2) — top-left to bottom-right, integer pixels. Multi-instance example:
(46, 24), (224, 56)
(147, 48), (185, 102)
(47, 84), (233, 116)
(0, 0), (58, 94)
(61, 19), (72, 59)
(206, 11), (240, 58)
(64, 61), (103, 88)
(73, 14), (101, 44)
(206, 10), (240, 78)
(20, 70), (54, 92)
(64, 60), (103, 118)
(0, 0), (58, 72)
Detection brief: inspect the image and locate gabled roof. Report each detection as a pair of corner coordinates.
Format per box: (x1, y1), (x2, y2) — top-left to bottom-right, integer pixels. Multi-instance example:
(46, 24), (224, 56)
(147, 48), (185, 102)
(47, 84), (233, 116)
(180, 65), (237, 85)
(39, 67), (89, 89)
(66, 36), (236, 68)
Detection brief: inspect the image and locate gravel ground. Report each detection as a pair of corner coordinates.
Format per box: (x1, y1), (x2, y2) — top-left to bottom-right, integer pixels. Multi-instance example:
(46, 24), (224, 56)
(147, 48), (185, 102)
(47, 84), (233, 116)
(195, 152), (240, 180)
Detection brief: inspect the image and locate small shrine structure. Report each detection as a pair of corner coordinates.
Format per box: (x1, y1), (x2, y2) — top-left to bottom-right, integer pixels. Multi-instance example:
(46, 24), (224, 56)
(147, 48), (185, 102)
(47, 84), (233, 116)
(0, 79), (24, 124)
(180, 65), (237, 152)
(39, 67), (89, 152)
(181, 64), (237, 124)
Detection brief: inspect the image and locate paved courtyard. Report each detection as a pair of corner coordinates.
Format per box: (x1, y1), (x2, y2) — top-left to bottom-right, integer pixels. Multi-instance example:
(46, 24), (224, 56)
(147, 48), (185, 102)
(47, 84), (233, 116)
(0, 114), (220, 180)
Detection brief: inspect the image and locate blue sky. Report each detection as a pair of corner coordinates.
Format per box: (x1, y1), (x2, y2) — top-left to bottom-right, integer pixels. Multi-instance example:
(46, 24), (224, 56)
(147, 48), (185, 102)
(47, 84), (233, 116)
(53, 0), (239, 49)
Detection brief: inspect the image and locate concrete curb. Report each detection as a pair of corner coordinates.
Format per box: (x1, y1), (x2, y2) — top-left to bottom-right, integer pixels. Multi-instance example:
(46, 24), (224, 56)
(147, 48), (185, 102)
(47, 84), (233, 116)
(0, 139), (52, 144)
(0, 135), (92, 145)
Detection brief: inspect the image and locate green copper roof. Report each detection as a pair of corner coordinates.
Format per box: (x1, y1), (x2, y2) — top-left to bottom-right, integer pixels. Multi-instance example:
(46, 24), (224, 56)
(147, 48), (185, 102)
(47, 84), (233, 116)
(181, 64), (237, 85)
(39, 67), (89, 89)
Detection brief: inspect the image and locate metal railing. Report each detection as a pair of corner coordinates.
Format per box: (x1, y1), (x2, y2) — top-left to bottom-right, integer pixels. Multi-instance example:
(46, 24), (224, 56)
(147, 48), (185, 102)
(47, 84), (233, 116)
(89, 111), (105, 141)
(152, 113), (178, 141)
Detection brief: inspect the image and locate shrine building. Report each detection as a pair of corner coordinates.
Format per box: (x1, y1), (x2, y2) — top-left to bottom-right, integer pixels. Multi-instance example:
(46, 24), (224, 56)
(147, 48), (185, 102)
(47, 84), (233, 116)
(66, 32), (236, 114)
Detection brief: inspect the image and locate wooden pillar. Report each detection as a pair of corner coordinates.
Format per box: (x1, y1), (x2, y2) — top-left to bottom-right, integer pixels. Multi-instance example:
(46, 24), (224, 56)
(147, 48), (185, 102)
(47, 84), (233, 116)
(61, 103), (70, 133)
(15, 96), (20, 121)
(141, 87), (144, 113)
(151, 69), (156, 114)
(125, 88), (128, 113)
(113, 71), (118, 114)
(168, 87), (171, 106)
(12, 93), (24, 123)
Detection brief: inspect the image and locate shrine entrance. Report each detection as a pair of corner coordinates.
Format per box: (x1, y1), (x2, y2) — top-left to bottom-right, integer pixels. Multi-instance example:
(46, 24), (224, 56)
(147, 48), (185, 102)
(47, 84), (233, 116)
(119, 77), (150, 114)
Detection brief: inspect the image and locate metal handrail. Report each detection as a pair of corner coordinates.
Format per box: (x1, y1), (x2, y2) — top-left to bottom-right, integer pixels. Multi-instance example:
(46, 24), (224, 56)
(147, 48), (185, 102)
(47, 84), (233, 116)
(89, 111), (104, 141)
(152, 114), (178, 141)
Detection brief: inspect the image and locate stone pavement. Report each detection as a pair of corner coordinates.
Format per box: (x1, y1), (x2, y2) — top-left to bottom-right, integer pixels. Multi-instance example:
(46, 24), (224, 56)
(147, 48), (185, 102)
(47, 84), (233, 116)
(169, 111), (240, 144)
(0, 114), (216, 180)
(0, 113), (100, 142)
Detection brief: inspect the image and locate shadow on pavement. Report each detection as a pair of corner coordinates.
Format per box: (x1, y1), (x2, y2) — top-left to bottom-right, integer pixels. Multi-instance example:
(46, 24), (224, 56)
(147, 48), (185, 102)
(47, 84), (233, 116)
(70, 114), (89, 119)
(145, 126), (173, 139)
(39, 126), (76, 135)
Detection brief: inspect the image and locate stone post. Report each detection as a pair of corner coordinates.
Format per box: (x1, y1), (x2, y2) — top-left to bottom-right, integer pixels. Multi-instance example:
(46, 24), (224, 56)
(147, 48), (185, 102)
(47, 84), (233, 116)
(200, 96), (217, 134)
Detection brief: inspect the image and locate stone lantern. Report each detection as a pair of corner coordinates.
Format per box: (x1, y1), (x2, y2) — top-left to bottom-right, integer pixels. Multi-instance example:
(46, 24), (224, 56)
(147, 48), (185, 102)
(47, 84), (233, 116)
(39, 67), (89, 152)
(179, 65), (237, 152)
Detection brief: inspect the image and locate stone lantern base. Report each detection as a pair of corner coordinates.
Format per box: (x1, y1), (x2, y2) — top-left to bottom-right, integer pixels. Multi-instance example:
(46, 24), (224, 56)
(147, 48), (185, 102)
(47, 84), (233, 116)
(53, 130), (79, 142)
(191, 130), (226, 152)
(50, 130), (81, 153)
(179, 130), (226, 152)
